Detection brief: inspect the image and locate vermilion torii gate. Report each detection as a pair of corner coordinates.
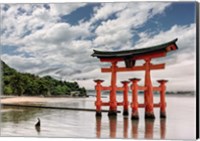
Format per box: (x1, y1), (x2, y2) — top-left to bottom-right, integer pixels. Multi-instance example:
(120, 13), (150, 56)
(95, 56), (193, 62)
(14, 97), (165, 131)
(92, 38), (178, 119)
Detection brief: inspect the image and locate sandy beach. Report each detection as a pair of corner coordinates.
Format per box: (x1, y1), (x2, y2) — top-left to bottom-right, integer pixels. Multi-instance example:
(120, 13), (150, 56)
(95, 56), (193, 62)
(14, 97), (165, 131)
(0, 96), (82, 105)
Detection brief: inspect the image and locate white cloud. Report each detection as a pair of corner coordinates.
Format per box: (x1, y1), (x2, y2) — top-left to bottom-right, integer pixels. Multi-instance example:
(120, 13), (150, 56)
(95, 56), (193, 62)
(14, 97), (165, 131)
(1, 54), (43, 73)
(135, 24), (196, 50)
(1, 3), (87, 46)
(21, 22), (90, 47)
(49, 3), (86, 16)
(92, 3), (127, 21)
(93, 29), (132, 50)
(92, 2), (171, 50)
(1, 3), (196, 91)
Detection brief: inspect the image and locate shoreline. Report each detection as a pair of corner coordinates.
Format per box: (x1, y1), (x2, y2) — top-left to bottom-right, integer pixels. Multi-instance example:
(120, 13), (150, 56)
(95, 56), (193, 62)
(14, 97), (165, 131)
(1, 96), (89, 105)
(1, 96), (121, 113)
(1, 93), (194, 105)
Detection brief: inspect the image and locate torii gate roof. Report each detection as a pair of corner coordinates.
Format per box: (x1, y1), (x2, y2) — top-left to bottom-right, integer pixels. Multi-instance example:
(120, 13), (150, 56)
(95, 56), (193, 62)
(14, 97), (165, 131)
(92, 38), (178, 59)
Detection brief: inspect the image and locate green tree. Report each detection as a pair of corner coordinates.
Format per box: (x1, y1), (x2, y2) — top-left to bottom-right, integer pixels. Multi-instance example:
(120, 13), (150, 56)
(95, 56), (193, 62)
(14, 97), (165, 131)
(10, 73), (26, 96)
(2, 60), (87, 97)
(3, 85), (13, 95)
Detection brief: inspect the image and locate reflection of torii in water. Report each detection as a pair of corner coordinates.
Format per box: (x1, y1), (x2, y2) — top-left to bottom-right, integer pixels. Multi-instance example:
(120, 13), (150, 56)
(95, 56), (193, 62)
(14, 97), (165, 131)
(96, 117), (166, 139)
(92, 39), (178, 119)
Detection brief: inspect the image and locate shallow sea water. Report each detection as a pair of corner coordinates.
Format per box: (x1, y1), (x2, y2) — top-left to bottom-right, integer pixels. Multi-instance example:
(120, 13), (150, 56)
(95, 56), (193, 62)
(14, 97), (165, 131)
(0, 94), (196, 139)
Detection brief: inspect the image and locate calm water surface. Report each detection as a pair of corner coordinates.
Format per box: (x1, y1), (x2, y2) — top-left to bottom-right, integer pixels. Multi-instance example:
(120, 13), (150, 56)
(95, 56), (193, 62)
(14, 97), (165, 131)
(0, 94), (196, 139)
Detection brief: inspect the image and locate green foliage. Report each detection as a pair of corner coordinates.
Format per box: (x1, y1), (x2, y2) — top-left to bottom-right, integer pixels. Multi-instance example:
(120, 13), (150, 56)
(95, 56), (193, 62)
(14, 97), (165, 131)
(1, 61), (87, 97)
(3, 85), (13, 95)
(52, 85), (70, 95)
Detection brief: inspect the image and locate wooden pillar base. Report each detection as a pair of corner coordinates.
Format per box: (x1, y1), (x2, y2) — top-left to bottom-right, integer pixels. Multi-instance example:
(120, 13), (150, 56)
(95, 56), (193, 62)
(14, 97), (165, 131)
(123, 110), (129, 116)
(160, 111), (166, 118)
(96, 111), (102, 117)
(131, 111), (139, 120)
(108, 110), (117, 116)
(145, 112), (155, 119)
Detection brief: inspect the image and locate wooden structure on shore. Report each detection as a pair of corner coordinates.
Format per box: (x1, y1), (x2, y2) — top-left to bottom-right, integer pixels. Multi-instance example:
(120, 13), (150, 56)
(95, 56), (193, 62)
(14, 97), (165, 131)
(92, 38), (178, 119)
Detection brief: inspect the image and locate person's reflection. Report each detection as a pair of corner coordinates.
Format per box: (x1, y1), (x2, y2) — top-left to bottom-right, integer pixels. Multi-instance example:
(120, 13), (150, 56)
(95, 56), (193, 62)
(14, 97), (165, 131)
(35, 125), (41, 135)
(109, 116), (117, 138)
(123, 117), (128, 138)
(145, 119), (155, 139)
(96, 116), (102, 138)
(131, 120), (139, 139)
(160, 118), (166, 139)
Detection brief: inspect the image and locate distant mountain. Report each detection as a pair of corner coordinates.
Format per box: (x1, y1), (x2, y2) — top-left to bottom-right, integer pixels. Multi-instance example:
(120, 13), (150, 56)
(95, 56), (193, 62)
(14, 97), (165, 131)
(1, 60), (87, 97)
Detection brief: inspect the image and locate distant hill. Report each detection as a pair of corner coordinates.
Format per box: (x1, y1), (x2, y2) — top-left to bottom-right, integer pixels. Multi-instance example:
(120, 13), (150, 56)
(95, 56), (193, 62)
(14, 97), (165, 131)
(1, 60), (87, 97)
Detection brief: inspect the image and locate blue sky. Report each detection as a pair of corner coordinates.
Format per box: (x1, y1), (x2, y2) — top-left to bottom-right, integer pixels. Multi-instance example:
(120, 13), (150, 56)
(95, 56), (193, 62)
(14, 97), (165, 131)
(62, 3), (195, 32)
(0, 2), (197, 90)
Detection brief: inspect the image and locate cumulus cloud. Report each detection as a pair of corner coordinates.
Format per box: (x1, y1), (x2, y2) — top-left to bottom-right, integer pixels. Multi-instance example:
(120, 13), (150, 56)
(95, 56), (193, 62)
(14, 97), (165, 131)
(1, 2), (196, 91)
(92, 3), (127, 21)
(1, 3), (87, 46)
(49, 3), (86, 16)
(91, 2), (171, 50)
(1, 54), (43, 73)
(21, 22), (91, 47)
(135, 24), (195, 50)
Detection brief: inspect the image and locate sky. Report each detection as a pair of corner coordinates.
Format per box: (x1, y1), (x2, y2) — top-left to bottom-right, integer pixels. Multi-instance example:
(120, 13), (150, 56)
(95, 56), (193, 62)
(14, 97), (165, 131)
(0, 2), (197, 91)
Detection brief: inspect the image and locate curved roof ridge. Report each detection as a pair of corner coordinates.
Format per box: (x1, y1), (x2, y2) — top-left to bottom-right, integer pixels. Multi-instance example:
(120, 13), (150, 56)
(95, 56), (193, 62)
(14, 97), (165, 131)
(92, 38), (178, 58)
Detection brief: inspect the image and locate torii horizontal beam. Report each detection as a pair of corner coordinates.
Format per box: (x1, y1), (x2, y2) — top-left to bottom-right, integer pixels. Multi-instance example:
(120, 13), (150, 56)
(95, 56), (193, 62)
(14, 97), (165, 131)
(101, 63), (165, 73)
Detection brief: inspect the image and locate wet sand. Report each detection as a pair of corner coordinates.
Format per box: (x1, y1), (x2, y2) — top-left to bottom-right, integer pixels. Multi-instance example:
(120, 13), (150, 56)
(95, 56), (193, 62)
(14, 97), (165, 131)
(1, 96), (81, 105)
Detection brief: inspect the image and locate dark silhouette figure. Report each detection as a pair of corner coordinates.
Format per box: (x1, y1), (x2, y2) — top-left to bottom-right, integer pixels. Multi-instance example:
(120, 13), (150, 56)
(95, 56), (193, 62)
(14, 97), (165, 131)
(35, 118), (40, 127)
(35, 118), (41, 133)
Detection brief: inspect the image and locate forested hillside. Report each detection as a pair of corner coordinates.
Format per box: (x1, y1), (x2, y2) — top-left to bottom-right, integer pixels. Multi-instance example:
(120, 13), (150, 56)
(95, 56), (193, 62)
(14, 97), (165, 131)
(1, 61), (87, 97)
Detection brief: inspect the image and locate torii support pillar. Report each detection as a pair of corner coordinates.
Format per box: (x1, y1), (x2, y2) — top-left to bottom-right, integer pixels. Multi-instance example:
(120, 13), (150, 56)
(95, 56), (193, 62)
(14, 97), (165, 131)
(144, 59), (155, 119)
(121, 81), (130, 116)
(157, 80), (168, 118)
(130, 78), (140, 120)
(94, 79), (104, 117)
(108, 62), (118, 116)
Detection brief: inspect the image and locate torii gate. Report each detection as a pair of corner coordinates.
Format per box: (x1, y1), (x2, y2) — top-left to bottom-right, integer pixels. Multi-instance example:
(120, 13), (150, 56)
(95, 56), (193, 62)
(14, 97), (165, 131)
(92, 38), (178, 119)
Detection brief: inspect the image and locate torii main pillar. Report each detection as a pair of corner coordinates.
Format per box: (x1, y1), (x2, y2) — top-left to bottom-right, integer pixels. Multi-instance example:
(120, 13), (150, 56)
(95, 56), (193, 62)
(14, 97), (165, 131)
(108, 61), (118, 116)
(144, 58), (155, 119)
